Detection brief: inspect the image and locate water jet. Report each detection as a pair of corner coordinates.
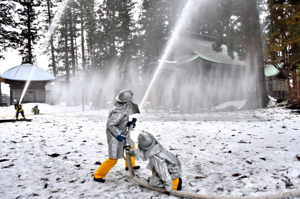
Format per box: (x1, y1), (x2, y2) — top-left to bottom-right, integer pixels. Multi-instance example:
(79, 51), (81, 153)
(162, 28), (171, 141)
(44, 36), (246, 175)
(140, 0), (198, 108)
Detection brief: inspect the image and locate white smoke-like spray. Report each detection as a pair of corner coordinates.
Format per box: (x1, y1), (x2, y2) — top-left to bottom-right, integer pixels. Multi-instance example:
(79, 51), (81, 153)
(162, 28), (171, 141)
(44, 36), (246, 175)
(140, 0), (200, 107)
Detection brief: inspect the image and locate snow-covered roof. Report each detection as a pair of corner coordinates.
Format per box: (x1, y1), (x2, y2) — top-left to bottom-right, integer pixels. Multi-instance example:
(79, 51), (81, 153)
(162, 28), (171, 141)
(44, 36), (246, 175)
(0, 63), (55, 81)
(172, 36), (246, 67)
(264, 63), (283, 77)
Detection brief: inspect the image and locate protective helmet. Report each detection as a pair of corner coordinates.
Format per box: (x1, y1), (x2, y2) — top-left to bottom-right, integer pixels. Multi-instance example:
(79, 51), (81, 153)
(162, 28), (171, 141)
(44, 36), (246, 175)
(13, 99), (17, 104)
(116, 89), (134, 103)
(138, 131), (157, 150)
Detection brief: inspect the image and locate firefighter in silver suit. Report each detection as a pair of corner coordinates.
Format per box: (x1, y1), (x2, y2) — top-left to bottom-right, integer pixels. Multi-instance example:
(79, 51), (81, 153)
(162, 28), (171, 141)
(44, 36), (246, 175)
(132, 131), (182, 192)
(94, 89), (140, 183)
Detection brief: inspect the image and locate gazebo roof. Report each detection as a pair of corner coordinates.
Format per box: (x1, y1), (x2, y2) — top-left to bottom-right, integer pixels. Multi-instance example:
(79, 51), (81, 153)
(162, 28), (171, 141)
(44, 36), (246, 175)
(0, 63), (55, 81)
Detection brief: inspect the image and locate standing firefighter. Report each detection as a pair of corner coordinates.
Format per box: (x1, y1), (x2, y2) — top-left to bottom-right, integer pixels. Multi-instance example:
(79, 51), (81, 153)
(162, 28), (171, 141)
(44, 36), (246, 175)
(94, 89), (140, 183)
(13, 100), (26, 119)
(131, 131), (182, 192)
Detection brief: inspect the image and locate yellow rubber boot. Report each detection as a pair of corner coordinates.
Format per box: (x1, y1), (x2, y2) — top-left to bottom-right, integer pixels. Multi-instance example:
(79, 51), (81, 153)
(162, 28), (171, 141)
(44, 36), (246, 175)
(172, 178), (182, 190)
(94, 158), (118, 179)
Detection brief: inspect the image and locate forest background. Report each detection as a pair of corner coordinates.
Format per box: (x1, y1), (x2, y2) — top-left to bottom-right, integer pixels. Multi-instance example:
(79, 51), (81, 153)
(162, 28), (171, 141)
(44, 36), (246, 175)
(0, 0), (299, 108)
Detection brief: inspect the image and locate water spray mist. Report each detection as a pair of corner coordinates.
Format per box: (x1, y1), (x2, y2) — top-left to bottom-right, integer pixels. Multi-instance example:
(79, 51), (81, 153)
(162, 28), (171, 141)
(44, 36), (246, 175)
(139, 0), (197, 107)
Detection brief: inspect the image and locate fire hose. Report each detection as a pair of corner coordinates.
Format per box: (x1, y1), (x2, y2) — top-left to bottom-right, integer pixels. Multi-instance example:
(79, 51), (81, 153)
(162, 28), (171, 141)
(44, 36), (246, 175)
(124, 121), (300, 199)
(125, 149), (300, 199)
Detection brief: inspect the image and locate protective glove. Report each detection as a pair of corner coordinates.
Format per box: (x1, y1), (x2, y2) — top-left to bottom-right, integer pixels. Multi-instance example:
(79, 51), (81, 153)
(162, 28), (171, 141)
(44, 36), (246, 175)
(117, 134), (125, 141)
(127, 121), (136, 128)
(128, 149), (136, 157)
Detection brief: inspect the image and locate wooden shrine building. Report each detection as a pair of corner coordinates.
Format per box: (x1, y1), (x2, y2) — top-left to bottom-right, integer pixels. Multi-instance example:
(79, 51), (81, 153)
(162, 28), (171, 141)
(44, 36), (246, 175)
(142, 33), (247, 112)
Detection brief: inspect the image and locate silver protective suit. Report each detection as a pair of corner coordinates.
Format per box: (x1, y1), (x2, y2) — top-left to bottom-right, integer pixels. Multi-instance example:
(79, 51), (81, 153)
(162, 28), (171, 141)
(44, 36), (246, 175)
(136, 139), (182, 192)
(106, 101), (139, 159)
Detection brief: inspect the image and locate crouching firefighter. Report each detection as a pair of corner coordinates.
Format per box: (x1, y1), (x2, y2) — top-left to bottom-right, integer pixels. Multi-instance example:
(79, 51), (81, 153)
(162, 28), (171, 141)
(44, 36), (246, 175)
(32, 105), (40, 115)
(14, 100), (26, 120)
(94, 89), (140, 183)
(130, 131), (182, 193)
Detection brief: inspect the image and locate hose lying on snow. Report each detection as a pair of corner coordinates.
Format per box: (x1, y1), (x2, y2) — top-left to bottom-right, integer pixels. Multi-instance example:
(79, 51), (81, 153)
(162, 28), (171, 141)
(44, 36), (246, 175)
(125, 150), (300, 199)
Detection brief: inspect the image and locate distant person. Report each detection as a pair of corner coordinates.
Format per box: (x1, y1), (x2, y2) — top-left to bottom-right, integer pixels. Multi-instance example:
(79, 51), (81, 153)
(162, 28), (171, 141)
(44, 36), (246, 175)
(31, 105), (40, 115)
(130, 131), (182, 193)
(13, 100), (26, 119)
(94, 89), (140, 183)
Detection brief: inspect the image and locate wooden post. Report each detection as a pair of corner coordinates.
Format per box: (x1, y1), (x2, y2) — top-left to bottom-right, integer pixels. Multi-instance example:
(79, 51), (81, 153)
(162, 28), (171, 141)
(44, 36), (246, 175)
(0, 78), (3, 106)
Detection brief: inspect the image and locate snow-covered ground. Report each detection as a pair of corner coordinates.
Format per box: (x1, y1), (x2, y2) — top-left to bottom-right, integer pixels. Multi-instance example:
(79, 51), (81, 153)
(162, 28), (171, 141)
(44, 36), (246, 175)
(1, 101), (300, 198)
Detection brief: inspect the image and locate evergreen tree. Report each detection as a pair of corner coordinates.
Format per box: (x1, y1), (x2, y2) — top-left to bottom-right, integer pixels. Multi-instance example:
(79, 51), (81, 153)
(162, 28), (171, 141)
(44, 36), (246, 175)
(77, 0), (90, 72)
(191, 0), (226, 37)
(41, 0), (62, 77)
(57, 11), (72, 105)
(77, 0), (97, 72)
(54, 0), (80, 105)
(67, 2), (78, 78)
(265, 0), (300, 106)
(96, 0), (137, 91)
(116, 0), (137, 90)
(138, 0), (173, 70)
(0, 1), (19, 60)
(210, 0), (269, 108)
(101, 0), (119, 62)
(118, 0), (136, 63)
(14, 0), (42, 63)
(55, 11), (69, 77)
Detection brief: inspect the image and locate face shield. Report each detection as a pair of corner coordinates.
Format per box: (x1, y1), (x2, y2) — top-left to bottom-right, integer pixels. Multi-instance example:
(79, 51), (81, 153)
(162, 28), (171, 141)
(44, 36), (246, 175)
(126, 101), (140, 115)
(113, 100), (140, 115)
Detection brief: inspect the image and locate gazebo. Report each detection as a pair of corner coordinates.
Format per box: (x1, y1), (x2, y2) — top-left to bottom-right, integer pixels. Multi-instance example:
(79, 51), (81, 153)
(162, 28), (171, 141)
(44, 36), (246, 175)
(0, 59), (55, 104)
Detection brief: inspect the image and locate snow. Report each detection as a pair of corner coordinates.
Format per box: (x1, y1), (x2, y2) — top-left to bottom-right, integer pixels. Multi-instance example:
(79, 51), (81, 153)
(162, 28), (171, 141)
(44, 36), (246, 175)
(215, 100), (246, 110)
(1, 102), (300, 198)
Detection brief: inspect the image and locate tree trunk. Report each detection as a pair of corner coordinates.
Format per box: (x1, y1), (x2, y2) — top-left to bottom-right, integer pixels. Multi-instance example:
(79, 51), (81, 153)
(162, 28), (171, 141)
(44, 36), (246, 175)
(47, 0), (57, 77)
(292, 69), (298, 101)
(64, 21), (71, 106)
(286, 74), (292, 99)
(69, 8), (76, 76)
(91, 45), (96, 71)
(298, 70), (300, 101)
(69, 7), (77, 105)
(27, 2), (32, 63)
(80, 3), (86, 70)
(0, 82), (2, 106)
(242, 0), (269, 109)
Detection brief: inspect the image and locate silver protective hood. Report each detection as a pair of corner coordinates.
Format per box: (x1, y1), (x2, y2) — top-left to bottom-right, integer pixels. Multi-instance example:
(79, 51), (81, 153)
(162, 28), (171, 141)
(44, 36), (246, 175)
(113, 101), (140, 115)
(116, 89), (134, 102)
(136, 135), (182, 192)
(138, 131), (157, 150)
